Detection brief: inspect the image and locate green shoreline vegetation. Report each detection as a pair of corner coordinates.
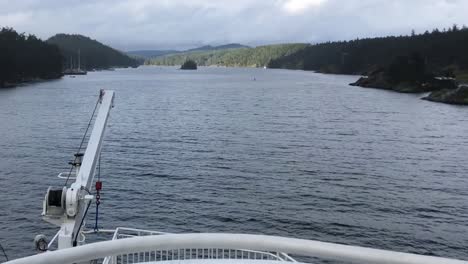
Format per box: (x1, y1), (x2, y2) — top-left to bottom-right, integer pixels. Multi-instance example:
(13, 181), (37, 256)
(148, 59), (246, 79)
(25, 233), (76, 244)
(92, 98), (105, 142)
(0, 27), (141, 88)
(47, 34), (140, 70)
(144, 26), (468, 87)
(146, 44), (308, 68)
(267, 25), (468, 87)
(2, 25), (468, 104)
(0, 27), (63, 88)
(144, 26), (468, 104)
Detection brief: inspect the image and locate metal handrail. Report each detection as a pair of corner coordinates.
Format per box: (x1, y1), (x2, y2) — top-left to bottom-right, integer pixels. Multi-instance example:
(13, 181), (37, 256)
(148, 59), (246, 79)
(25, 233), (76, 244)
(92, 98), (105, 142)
(101, 227), (289, 263)
(5, 233), (468, 264)
(111, 227), (167, 240)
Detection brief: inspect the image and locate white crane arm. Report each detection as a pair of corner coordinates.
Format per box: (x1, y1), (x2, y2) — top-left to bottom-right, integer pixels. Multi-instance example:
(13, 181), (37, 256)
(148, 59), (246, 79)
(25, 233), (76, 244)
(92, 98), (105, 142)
(43, 90), (115, 250)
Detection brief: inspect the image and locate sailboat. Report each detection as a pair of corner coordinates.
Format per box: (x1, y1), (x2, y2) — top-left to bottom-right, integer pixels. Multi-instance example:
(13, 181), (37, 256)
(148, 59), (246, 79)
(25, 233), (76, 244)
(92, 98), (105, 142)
(63, 49), (87, 75)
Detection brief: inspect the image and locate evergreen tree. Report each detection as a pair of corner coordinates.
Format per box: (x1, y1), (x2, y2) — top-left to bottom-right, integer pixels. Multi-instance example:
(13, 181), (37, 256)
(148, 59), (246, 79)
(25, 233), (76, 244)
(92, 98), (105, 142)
(268, 27), (468, 76)
(47, 34), (140, 70)
(0, 27), (63, 87)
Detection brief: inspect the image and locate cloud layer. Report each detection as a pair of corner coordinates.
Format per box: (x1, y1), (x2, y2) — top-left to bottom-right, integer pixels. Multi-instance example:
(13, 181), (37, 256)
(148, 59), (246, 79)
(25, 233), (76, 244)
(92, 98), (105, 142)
(0, 0), (467, 50)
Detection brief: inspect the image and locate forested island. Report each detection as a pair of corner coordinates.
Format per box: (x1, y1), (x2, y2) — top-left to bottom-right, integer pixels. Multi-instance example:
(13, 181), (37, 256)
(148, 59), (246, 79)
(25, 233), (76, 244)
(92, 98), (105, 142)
(0, 27), (63, 87)
(48, 34), (140, 70)
(180, 60), (197, 70)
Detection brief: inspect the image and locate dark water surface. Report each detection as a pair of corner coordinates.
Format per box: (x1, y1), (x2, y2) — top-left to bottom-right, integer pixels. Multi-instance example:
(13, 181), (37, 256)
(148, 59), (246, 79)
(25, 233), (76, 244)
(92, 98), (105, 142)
(0, 67), (467, 261)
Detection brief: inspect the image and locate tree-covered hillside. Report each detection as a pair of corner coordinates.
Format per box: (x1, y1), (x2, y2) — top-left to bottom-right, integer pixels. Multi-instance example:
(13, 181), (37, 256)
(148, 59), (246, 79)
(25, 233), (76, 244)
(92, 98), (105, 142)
(268, 26), (468, 78)
(48, 34), (140, 70)
(147, 44), (308, 67)
(0, 27), (63, 87)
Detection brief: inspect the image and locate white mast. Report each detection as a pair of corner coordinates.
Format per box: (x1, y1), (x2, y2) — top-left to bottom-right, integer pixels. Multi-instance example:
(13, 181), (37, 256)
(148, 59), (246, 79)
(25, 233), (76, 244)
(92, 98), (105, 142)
(78, 49), (81, 71)
(42, 90), (115, 249)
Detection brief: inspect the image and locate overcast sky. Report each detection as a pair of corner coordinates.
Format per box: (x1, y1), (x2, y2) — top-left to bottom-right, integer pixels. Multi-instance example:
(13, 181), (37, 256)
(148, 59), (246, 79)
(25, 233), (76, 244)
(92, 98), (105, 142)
(0, 0), (467, 51)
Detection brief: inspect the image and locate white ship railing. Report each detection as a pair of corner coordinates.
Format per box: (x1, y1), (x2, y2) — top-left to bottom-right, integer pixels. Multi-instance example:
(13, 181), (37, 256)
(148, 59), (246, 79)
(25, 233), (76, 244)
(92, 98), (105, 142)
(110, 227), (167, 240)
(103, 247), (294, 264)
(5, 233), (468, 264)
(101, 228), (294, 264)
(41, 227), (293, 263)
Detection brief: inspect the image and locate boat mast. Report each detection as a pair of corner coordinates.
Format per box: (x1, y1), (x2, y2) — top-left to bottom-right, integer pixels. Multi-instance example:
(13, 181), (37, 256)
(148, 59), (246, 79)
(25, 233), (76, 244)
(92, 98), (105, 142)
(78, 49), (81, 71)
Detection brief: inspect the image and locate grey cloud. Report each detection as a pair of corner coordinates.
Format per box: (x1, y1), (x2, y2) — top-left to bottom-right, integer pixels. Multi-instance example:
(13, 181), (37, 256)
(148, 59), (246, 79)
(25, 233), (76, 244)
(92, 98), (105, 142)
(0, 0), (467, 51)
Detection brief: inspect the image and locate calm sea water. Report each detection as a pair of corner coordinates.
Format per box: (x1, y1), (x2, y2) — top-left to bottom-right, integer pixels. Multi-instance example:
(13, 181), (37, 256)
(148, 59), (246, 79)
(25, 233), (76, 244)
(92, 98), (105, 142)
(0, 66), (467, 261)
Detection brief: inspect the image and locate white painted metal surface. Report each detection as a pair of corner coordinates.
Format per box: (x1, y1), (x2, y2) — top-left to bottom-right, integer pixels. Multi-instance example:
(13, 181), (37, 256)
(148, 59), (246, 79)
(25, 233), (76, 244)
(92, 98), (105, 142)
(5, 233), (468, 264)
(57, 171), (77, 179)
(54, 90), (115, 249)
(101, 228), (294, 264)
(125, 260), (292, 264)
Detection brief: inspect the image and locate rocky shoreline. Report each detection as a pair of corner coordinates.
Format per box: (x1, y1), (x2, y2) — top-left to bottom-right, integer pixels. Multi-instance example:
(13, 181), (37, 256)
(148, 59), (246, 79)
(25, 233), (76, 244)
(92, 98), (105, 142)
(350, 68), (457, 91)
(0, 74), (63, 88)
(350, 69), (468, 105)
(422, 85), (468, 105)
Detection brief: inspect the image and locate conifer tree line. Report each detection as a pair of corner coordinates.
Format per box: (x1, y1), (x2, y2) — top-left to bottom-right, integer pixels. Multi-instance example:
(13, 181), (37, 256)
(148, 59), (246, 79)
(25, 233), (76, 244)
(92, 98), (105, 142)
(3, 24), (468, 88)
(0, 27), (140, 87)
(47, 34), (140, 70)
(0, 27), (62, 87)
(268, 25), (468, 77)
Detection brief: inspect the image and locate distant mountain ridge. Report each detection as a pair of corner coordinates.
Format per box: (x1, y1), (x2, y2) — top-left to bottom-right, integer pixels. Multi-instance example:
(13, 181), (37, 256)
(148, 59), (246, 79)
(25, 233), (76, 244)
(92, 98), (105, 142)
(127, 43), (249, 59)
(126, 50), (179, 58)
(48, 34), (140, 70)
(186, 43), (249, 52)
